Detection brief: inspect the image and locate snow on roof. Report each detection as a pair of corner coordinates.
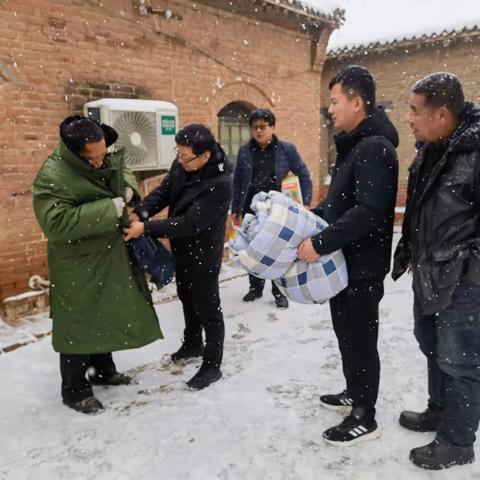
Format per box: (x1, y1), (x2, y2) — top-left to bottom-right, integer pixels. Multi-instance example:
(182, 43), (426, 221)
(327, 0), (480, 52)
(270, 0), (344, 23)
(329, 24), (480, 57)
(283, 0), (343, 16)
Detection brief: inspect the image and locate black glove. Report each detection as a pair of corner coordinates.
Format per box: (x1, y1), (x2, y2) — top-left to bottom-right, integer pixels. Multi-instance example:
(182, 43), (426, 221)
(392, 236), (410, 281)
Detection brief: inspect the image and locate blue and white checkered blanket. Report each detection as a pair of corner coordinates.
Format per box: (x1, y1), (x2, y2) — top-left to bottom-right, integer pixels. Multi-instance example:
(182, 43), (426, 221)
(229, 191), (348, 304)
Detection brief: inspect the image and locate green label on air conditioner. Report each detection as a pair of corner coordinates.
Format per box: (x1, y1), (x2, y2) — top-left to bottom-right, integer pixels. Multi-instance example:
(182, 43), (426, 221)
(161, 116), (176, 135)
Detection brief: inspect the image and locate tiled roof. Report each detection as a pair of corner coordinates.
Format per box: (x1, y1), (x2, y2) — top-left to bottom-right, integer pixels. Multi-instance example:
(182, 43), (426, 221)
(328, 24), (480, 58)
(265, 0), (345, 25)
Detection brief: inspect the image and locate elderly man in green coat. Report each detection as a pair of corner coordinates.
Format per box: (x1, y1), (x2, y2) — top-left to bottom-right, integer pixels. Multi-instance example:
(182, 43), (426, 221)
(33, 116), (162, 414)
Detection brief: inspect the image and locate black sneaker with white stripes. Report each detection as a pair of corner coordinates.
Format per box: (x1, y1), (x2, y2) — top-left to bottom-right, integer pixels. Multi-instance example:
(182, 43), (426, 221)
(319, 390), (353, 413)
(322, 407), (380, 446)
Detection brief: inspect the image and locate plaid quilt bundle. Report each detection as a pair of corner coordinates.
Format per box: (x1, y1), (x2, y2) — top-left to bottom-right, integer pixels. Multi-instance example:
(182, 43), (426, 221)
(229, 191), (348, 304)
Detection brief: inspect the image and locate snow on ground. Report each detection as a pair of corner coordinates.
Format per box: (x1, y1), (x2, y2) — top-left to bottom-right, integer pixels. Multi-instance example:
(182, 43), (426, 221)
(1, 253), (479, 479)
(0, 264), (243, 354)
(327, 0), (480, 51)
(0, 314), (52, 353)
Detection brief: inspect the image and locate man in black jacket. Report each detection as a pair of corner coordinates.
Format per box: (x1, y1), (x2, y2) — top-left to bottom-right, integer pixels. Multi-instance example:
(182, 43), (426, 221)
(124, 124), (232, 390)
(393, 73), (480, 470)
(298, 66), (398, 445)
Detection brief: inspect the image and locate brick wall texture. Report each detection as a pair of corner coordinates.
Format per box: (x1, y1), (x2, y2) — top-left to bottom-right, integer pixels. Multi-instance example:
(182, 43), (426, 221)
(321, 33), (480, 207)
(0, 0), (333, 299)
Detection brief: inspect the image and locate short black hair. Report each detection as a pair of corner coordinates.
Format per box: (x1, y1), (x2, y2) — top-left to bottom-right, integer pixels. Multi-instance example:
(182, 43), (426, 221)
(60, 116), (106, 153)
(175, 124), (217, 156)
(248, 109), (276, 127)
(329, 65), (376, 115)
(411, 72), (465, 119)
(60, 116), (118, 153)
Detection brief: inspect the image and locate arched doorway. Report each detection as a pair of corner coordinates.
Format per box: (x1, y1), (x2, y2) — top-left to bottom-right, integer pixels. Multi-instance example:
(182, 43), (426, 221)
(217, 101), (255, 164)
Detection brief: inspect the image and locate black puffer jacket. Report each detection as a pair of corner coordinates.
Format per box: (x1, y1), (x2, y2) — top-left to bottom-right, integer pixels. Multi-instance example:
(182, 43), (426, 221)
(312, 107), (399, 281)
(393, 102), (480, 314)
(134, 145), (233, 274)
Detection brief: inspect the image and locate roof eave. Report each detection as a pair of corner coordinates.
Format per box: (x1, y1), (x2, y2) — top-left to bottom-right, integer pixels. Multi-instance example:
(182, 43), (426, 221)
(193, 0), (344, 31)
(264, 0), (344, 27)
(327, 24), (480, 59)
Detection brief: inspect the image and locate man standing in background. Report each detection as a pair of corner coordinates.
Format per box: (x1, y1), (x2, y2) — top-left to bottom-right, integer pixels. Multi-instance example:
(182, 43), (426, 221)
(231, 108), (312, 309)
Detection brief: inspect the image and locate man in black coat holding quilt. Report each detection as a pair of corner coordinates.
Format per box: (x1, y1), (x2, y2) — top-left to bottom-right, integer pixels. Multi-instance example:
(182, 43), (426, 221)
(298, 66), (398, 446)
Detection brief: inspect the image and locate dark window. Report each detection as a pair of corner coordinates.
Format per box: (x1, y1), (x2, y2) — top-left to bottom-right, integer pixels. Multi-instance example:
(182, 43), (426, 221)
(217, 101), (255, 164)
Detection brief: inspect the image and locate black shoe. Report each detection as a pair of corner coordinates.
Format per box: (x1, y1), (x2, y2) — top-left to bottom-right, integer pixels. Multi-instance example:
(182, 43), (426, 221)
(90, 372), (132, 386)
(63, 396), (104, 414)
(274, 295), (289, 309)
(186, 364), (222, 390)
(410, 436), (475, 470)
(320, 390), (353, 413)
(322, 407), (380, 446)
(171, 343), (205, 363)
(242, 290), (262, 302)
(399, 405), (441, 432)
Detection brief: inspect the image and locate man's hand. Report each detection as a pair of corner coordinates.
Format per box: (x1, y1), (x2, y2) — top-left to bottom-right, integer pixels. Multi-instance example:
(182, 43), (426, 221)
(129, 212), (140, 223)
(123, 221), (145, 241)
(125, 187), (134, 203)
(231, 213), (242, 227)
(297, 238), (320, 263)
(112, 197), (126, 218)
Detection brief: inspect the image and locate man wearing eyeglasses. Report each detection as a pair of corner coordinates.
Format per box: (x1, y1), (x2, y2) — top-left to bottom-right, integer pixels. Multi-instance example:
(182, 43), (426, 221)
(231, 108), (312, 309)
(124, 124), (233, 390)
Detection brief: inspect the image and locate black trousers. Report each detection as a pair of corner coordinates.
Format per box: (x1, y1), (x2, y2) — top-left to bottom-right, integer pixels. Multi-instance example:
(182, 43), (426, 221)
(249, 274), (285, 299)
(60, 353), (117, 403)
(176, 271), (225, 367)
(329, 279), (384, 416)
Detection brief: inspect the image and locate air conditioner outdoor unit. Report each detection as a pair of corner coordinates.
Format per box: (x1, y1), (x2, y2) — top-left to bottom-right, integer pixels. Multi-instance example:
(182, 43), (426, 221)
(83, 98), (178, 171)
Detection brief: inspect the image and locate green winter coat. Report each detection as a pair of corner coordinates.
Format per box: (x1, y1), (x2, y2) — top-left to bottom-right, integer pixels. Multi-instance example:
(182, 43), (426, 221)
(32, 142), (163, 354)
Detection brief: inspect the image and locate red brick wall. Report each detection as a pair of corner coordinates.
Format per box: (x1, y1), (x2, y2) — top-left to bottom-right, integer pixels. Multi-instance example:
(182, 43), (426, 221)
(320, 34), (480, 206)
(0, 0), (331, 299)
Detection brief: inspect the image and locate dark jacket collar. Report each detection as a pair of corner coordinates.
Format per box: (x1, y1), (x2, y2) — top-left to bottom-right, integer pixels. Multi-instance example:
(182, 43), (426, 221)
(447, 102), (480, 153)
(250, 134), (278, 152)
(412, 102), (480, 208)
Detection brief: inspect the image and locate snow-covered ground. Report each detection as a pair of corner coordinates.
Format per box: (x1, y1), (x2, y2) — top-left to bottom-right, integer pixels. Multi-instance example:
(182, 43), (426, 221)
(1, 257), (479, 479)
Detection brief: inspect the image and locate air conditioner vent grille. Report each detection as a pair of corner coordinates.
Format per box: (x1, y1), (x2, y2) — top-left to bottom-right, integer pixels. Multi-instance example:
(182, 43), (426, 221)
(112, 111), (157, 168)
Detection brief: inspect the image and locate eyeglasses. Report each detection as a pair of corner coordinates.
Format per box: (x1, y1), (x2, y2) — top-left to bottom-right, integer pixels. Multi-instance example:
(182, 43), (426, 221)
(251, 123), (270, 132)
(174, 147), (199, 164)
